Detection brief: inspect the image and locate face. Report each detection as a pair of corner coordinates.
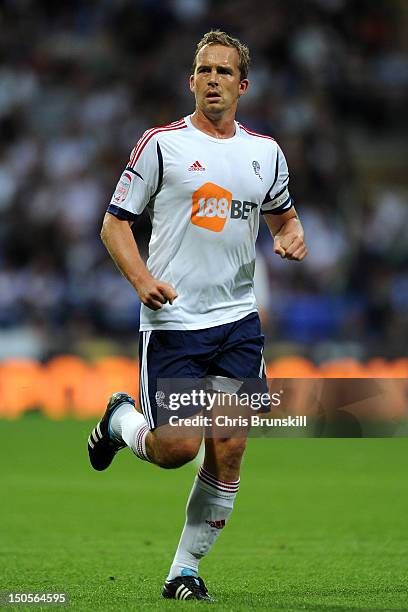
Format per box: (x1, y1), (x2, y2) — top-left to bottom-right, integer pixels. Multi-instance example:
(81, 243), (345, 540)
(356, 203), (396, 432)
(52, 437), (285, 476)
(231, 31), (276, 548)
(190, 44), (248, 118)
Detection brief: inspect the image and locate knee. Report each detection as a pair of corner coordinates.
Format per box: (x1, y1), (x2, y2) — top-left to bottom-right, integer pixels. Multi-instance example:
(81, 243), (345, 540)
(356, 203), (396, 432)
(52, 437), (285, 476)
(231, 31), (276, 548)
(156, 439), (200, 469)
(221, 437), (247, 456)
(216, 437), (247, 471)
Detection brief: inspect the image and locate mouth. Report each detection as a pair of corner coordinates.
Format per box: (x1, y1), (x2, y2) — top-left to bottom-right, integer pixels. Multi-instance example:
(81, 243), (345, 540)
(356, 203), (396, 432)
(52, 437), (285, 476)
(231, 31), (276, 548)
(205, 91), (222, 102)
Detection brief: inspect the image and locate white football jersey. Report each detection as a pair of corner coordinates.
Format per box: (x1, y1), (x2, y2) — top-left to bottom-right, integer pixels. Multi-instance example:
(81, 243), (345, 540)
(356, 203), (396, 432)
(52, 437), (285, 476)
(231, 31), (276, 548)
(108, 115), (293, 331)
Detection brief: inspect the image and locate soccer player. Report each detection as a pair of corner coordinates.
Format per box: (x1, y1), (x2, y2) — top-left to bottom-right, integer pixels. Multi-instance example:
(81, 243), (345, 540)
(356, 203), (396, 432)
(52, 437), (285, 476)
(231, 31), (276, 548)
(88, 30), (307, 601)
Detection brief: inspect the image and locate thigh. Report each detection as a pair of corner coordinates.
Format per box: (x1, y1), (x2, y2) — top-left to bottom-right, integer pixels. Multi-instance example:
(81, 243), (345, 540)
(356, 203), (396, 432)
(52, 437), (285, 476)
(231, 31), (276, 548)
(139, 329), (216, 430)
(212, 313), (267, 382)
(210, 313), (270, 414)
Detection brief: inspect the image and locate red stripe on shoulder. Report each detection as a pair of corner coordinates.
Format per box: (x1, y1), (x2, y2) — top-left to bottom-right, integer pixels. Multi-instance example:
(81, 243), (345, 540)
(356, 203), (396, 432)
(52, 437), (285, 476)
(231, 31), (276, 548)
(239, 123), (276, 142)
(165, 118), (186, 128)
(129, 119), (186, 166)
(129, 119), (187, 168)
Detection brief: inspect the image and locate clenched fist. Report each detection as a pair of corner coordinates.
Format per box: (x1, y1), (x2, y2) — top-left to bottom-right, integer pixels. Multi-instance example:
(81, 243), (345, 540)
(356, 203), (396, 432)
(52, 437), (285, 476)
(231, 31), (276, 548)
(274, 232), (307, 261)
(273, 216), (308, 261)
(136, 275), (178, 311)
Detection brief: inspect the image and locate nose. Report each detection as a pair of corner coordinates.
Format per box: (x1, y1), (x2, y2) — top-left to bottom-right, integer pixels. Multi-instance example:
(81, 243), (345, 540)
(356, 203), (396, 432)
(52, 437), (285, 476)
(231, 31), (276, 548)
(208, 68), (219, 85)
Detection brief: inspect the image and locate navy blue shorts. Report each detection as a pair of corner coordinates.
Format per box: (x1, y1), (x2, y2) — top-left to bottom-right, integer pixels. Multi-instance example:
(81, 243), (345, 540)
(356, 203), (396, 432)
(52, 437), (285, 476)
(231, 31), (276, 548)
(138, 312), (268, 430)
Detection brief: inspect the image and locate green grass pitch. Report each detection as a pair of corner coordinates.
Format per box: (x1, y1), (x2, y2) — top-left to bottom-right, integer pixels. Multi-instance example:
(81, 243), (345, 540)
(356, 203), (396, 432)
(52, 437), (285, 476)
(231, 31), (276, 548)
(1, 414), (408, 611)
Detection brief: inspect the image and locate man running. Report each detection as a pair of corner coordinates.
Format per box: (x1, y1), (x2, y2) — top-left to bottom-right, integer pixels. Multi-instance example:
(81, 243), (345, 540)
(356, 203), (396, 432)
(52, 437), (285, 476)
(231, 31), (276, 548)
(88, 30), (307, 601)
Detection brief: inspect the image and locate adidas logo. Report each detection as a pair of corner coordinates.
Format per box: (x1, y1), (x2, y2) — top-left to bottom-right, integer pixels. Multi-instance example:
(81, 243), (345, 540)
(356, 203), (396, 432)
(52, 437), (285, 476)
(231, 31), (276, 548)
(188, 160), (206, 171)
(205, 519), (225, 529)
(88, 422), (102, 449)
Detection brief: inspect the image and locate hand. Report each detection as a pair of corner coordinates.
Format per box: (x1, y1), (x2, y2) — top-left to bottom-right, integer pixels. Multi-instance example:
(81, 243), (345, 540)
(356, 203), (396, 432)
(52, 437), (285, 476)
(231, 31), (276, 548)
(274, 231), (307, 261)
(136, 275), (178, 311)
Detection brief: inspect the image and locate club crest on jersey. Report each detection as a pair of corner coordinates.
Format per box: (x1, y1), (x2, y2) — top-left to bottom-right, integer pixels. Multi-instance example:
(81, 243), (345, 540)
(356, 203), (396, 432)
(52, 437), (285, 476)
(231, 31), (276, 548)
(252, 160), (263, 181)
(112, 171), (132, 204)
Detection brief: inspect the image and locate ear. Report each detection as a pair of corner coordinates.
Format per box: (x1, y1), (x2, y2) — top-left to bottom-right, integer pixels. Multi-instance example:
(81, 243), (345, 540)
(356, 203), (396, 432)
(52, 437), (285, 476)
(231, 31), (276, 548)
(238, 79), (249, 97)
(189, 74), (195, 93)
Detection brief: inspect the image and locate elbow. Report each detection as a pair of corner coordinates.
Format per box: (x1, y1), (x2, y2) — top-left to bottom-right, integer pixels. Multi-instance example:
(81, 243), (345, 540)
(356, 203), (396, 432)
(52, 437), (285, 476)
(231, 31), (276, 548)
(100, 214), (109, 244)
(100, 211), (131, 247)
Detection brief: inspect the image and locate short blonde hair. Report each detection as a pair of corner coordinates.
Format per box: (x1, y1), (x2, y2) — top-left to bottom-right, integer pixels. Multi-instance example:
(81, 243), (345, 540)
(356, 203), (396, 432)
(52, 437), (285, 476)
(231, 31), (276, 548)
(192, 30), (251, 81)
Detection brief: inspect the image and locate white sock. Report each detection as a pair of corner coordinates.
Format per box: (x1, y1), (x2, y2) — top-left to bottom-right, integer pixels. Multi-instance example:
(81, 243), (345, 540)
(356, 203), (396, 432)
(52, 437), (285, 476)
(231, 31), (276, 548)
(167, 466), (240, 581)
(109, 402), (150, 462)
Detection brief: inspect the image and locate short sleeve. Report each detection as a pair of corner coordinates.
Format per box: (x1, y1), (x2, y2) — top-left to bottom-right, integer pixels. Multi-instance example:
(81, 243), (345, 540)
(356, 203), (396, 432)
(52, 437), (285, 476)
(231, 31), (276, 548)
(261, 144), (293, 215)
(107, 132), (163, 221)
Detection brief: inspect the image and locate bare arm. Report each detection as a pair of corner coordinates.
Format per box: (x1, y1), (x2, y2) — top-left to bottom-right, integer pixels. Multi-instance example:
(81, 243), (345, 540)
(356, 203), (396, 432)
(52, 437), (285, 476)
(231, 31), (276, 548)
(263, 207), (307, 261)
(100, 212), (177, 310)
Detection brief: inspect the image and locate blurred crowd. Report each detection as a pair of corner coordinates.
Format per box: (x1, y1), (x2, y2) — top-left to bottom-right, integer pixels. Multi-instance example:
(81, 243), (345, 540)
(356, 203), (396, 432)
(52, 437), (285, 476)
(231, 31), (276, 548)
(0, 0), (407, 361)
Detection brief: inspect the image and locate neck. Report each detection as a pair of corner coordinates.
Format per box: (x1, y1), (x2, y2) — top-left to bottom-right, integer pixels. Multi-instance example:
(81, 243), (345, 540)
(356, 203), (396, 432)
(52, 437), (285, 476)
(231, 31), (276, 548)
(190, 108), (236, 139)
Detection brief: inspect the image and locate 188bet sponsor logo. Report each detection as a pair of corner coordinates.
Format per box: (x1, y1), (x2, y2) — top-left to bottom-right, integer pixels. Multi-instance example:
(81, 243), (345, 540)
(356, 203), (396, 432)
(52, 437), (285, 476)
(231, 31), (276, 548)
(191, 182), (257, 233)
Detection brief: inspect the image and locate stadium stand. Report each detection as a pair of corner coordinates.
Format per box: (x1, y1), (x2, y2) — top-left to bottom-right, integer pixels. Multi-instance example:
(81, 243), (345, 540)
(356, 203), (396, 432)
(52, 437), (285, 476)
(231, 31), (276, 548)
(0, 0), (407, 365)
